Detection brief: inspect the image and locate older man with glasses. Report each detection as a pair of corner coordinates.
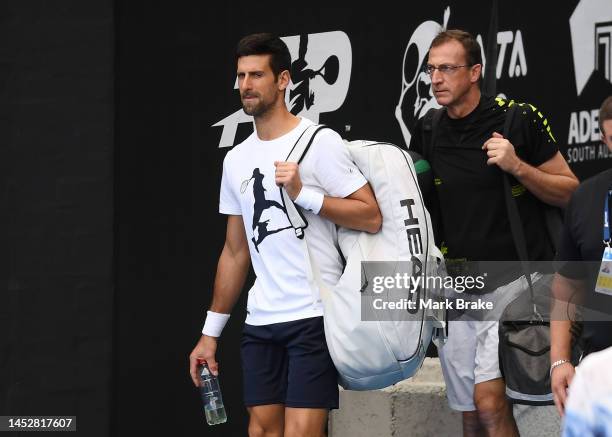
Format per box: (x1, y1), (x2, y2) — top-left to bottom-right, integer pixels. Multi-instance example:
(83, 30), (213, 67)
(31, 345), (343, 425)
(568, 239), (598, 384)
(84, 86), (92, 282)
(409, 29), (578, 437)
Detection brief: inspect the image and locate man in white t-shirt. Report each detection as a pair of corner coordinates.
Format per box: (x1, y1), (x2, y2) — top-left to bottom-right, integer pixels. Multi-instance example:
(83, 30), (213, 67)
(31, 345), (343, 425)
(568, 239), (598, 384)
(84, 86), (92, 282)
(188, 33), (381, 437)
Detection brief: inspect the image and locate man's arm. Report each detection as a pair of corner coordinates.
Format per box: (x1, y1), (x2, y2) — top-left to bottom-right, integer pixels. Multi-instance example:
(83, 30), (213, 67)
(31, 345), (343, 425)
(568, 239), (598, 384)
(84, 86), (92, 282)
(550, 273), (584, 416)
(208, 215), (251, 313)
(513, 151), (578, 207)
(483, 133), (578, 207)
(274, 161), (382, 233)
(319, 183), (382, 233)
(189, 215), (250, 385)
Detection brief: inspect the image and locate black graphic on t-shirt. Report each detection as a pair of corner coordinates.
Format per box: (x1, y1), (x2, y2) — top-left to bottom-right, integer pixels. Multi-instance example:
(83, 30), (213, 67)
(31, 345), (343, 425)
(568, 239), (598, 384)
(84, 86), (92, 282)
(245, 168), (291, 252)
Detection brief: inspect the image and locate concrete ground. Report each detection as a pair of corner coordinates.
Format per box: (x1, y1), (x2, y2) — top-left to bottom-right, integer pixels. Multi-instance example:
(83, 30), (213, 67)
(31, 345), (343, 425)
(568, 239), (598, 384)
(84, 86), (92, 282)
(329, 358), (561, 437)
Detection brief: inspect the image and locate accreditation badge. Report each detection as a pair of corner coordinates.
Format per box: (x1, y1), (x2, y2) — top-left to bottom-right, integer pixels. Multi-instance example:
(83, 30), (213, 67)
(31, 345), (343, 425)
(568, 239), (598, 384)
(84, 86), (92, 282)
(595, 246), (612, 296)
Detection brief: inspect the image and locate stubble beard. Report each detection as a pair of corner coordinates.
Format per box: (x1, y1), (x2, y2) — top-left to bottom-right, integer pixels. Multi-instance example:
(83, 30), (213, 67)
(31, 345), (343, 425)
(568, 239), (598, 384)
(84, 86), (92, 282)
(242, 97), (273, 118)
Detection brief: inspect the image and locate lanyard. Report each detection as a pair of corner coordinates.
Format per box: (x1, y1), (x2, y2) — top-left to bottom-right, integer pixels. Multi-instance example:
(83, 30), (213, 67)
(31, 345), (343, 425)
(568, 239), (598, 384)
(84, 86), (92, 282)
(605, 190), (612, 245)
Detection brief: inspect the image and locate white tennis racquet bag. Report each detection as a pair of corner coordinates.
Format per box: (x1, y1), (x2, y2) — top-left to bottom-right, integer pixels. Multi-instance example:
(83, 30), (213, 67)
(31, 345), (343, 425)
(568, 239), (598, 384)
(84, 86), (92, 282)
(281, 125), (447, 391)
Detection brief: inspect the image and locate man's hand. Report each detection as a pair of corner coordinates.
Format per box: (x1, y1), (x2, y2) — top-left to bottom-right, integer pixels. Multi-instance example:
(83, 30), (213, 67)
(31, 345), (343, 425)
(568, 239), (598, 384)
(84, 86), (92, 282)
(483, 132), (522, 175)
(189, 335), (219, 387)
(274, 161), (303, 200)
(551, 362), (575, 416)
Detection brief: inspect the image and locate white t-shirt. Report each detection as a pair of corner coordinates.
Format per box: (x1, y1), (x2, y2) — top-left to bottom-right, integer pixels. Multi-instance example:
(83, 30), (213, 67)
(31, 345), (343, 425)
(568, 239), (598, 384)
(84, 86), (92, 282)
(219, 117), (367, 325)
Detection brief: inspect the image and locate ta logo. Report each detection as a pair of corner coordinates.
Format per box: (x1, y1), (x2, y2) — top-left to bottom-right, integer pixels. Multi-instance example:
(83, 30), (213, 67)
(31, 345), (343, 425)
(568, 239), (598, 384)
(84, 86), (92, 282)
(570, 0), (612, 96)
(213, 31), (352, 148)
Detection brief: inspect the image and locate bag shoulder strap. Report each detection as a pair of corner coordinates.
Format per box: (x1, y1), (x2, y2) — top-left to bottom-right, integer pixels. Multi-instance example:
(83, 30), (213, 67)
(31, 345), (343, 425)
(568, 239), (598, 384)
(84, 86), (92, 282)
(501, 104), (539, 314)
(281, 124), (334, 303)
(285, 124), (331, 163)
(281, 124), (331, 239)
(421, 107), (445, 163)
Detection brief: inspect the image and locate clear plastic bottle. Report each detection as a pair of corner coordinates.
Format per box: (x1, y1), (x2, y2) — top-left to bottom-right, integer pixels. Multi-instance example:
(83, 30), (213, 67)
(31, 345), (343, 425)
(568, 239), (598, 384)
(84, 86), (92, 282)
(199, 364), (227, 425)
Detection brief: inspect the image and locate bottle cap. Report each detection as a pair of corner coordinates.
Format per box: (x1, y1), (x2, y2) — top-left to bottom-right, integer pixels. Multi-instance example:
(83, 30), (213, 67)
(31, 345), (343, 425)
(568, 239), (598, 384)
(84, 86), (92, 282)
(200, 363), (211, 377)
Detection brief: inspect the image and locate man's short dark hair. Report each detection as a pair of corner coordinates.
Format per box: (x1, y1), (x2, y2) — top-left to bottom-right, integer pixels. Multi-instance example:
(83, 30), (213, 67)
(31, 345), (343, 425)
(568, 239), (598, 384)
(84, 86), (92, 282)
(430, 29), (482, 67)
(600, 95), (612, 135)
(236, 33), (291, 79)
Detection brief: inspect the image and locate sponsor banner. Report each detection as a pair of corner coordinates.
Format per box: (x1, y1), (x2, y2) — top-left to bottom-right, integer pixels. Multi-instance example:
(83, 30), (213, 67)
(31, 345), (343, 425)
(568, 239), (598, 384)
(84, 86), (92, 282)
(203, 1), (612, 180)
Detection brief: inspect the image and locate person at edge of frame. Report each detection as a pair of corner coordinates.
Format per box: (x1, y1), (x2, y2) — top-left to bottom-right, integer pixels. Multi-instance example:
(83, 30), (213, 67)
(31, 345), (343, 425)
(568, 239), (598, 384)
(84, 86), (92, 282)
(552, 95), (612, 428)
(189, 33), (382, 437)
(409, 29), (579, 437)
(561, 347), (612, 436)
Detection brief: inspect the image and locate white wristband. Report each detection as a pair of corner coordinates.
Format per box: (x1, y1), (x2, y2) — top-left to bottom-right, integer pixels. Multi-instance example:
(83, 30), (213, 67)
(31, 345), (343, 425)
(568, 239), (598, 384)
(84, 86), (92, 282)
(294, 187), (324, 214)
(202, 311), (230, 338)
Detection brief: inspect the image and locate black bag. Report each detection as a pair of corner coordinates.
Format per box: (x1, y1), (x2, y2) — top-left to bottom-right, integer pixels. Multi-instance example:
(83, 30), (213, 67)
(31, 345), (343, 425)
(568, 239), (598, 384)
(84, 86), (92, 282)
(499, 274), (554, 405)
(498, 104), (555, 405)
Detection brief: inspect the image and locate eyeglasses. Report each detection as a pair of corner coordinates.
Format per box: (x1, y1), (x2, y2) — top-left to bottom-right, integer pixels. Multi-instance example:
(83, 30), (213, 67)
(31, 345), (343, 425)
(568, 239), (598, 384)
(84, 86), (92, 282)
(423, 64), (472, 76)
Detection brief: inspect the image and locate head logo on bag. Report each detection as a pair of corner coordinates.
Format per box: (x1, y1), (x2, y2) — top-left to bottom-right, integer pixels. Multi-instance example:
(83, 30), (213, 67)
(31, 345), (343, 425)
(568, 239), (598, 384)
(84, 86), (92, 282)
(400, 198), (425, 314)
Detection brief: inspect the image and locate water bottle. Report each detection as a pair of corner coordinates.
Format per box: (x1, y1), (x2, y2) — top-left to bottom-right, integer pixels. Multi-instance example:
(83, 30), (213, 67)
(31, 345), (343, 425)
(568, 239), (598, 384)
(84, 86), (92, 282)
(199, 364), (227, 425)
